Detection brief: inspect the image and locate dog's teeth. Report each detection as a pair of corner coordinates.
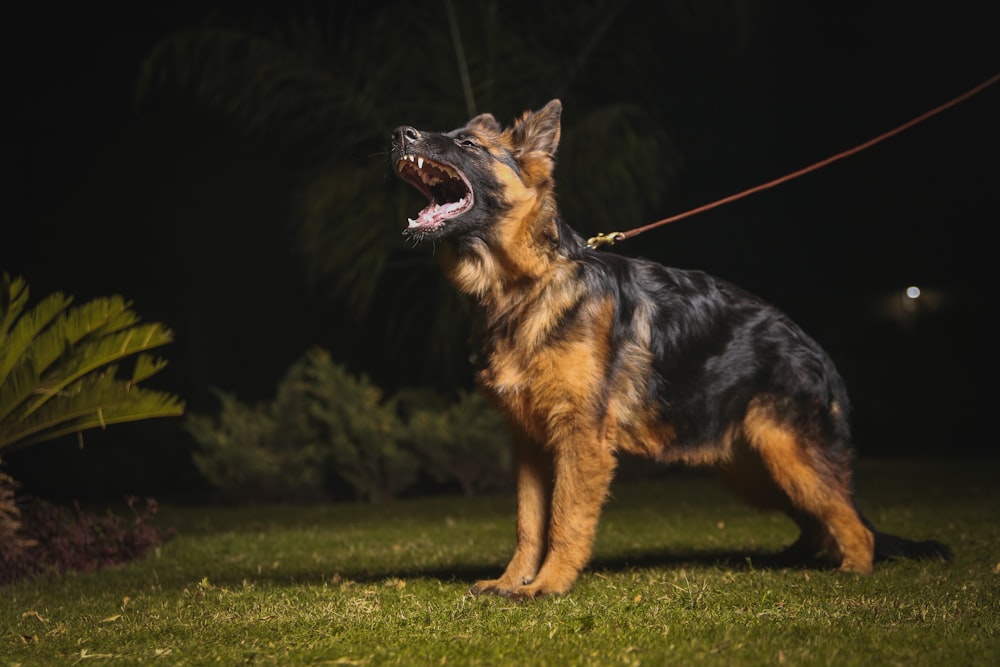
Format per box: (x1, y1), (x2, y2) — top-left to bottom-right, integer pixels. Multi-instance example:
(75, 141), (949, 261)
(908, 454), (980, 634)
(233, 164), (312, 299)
(417, 157), (424, 169)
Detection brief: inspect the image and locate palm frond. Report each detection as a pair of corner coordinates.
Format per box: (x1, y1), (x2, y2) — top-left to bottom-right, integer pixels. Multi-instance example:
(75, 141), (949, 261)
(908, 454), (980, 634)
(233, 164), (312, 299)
(137, 22), (394, 164)
(0, 279), (72, 387)
(0, 274), (30, 337)
(0, 355), (39, 424)
(132, 354), (170, 384)
(0, 276), (184, 454)
(23, 322), (174, 418)
(1, 369), (184, 451)
(24, 295), (136, 388)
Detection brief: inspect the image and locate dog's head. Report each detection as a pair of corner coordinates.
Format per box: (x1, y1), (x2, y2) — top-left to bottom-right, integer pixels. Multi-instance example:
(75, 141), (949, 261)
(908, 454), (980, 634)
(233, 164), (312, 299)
(390, 99), (562, 245)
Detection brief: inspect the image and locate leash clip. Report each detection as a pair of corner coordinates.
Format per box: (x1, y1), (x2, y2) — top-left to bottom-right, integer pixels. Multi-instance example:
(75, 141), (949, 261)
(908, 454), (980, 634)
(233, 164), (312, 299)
(586, 231), (625, 250)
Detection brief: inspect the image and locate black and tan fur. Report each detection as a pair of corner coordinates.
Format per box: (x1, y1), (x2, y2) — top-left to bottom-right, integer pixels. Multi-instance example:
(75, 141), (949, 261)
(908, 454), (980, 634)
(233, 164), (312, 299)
(390, 99), (950, 598)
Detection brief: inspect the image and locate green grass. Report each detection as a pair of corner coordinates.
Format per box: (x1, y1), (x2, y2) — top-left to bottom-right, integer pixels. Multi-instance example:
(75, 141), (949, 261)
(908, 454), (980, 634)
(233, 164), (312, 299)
(3, 458), (998, 666)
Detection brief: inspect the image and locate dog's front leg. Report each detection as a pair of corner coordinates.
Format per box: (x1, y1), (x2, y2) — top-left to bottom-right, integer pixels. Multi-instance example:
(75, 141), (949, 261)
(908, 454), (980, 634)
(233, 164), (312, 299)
(470, 432), (552, 596)
(510, 433), (616, 598)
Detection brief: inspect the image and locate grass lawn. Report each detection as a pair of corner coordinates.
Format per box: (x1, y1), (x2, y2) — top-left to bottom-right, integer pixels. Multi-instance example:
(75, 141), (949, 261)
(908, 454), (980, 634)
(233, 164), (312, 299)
(2, 457), (998, 666)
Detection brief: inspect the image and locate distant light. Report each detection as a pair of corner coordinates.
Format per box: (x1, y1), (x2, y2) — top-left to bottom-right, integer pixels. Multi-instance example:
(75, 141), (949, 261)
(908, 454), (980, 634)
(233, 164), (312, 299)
(905, 286), (921, 300)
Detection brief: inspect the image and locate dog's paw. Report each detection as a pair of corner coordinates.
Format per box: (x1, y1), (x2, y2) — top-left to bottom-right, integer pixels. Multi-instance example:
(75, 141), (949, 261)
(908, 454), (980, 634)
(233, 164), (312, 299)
(506, 586), (548, 601)
(470, 578), (551, 599)
(469, 580), (496, 596)
(469, 578), (511, 596)
(486, 577), (573, 599)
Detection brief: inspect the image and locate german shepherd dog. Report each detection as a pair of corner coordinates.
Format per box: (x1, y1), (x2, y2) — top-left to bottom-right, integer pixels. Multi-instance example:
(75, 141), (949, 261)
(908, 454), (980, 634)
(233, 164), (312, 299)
(390, 100), (950, 598)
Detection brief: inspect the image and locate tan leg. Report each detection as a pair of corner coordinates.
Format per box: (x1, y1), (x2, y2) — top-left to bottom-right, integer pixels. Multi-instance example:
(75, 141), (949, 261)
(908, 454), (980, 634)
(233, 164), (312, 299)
(745, 406), (874, 574)
(470, 434), (552, 595)
(510, 435), (617, 598)
(718, 451), (838, 563)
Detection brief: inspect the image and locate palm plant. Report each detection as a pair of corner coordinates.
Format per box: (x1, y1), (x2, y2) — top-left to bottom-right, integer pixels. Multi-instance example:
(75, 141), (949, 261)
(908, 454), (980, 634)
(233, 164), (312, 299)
(0, 273), (184, 454)
(135, 0), (759, 389)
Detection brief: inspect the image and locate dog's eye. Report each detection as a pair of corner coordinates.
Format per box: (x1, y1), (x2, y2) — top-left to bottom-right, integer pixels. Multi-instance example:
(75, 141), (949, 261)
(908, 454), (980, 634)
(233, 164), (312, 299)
(459, 139), (480, 149)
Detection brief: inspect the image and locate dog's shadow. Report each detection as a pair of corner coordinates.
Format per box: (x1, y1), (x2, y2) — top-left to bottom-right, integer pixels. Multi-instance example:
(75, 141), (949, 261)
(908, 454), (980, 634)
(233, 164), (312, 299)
(219, 547), (833, 591)
(439, 547), (832, 587)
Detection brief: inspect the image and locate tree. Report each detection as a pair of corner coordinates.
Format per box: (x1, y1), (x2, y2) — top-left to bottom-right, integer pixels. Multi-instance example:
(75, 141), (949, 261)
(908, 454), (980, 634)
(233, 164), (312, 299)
(133, 0), (713, 391)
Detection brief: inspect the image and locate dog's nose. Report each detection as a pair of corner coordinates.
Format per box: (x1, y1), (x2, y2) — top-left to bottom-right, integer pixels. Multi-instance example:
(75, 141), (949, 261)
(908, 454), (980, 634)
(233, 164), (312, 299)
(392, 126), (421, 148)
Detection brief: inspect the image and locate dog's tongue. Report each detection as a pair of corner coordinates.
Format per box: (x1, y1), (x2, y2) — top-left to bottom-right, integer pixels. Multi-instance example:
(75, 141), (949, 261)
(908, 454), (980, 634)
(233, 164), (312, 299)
(408, 198), (468, 229)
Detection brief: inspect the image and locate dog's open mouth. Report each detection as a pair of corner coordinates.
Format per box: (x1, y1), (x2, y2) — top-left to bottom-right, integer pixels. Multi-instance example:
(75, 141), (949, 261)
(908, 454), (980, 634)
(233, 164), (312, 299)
(395, 154), (474, 231)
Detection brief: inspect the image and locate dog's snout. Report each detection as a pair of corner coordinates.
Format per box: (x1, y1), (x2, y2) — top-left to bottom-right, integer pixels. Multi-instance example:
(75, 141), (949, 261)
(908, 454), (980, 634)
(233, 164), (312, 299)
(392, 126), (421, 148)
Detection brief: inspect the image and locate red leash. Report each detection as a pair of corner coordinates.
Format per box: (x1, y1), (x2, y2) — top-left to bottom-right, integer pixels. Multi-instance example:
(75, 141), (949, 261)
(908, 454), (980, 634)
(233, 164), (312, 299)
(587, 72), (1000, 250)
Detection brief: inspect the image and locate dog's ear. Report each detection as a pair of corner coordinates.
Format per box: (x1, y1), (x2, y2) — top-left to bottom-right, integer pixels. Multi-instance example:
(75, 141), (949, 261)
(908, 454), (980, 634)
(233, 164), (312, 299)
(511, 99), (562, 158)
(509, 100), (561, 186)
(467, 113), (502, 133)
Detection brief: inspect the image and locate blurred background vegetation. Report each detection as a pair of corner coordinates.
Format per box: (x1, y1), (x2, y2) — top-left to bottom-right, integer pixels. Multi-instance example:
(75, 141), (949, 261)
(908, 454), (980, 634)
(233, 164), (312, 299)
(3, 0), (994, 503)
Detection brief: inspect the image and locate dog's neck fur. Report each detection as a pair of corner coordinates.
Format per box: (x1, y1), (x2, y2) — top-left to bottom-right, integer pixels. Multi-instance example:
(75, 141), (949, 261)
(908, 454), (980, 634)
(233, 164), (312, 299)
(438, 204), (580, 312)
(442, 99), (571, 307)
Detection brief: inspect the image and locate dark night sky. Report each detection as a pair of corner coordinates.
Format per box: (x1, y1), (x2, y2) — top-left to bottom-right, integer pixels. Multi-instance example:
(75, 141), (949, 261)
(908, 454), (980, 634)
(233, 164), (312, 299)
(3, 1), (997, 499)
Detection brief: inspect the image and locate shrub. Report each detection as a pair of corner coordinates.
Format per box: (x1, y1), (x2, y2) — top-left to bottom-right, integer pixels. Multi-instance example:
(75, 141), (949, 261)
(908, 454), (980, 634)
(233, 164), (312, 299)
(188, 348), (512, 503)
(0, 471), (33, 554)
(302, 348), (419, 503)
(187, 350), (331, 504)
(188, 348), (419, 503)
(404, 390), (511, 496)
(0, 495), (169, 586)
(187, 390), (330, 504)
(0, 273), (183, 585)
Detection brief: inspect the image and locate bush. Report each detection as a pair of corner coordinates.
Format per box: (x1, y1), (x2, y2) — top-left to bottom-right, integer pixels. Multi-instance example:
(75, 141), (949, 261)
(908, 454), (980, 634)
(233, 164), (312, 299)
(301, 349), (419, 503)
(0, 273), (182, 585)
(187, 353), (329, 504)
(0, 471), (33, 555)
(188, 348), (418, 503)
(188, 348), (511, 503)
(404, 390), (511, 497)
(0, 495), (169, 586)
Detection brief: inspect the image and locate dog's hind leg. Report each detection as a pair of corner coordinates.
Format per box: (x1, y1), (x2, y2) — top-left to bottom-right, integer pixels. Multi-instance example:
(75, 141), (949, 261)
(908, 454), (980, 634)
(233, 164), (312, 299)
(779, 512), (840, 563)
(743, 404), (875, 574)
(470, 431), (553, 596)
(719, 443), (839, 564)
